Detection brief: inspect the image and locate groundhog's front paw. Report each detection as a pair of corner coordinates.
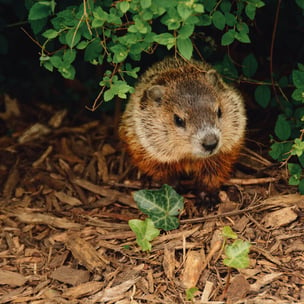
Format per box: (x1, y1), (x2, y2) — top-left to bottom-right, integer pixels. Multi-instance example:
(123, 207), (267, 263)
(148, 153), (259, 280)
(197, 191), (220, 207)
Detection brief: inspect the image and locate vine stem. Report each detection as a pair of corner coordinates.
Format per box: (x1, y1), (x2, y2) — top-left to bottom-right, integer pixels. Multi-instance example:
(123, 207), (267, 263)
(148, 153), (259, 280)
(270, 0), (282, 105)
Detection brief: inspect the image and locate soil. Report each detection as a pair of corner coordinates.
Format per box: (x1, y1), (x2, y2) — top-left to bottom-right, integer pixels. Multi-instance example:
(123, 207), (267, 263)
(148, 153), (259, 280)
(0, 94), (303, 304)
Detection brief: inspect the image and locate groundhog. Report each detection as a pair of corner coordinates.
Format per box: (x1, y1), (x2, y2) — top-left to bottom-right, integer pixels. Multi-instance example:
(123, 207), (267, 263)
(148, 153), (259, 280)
(119, 57), (246, 195)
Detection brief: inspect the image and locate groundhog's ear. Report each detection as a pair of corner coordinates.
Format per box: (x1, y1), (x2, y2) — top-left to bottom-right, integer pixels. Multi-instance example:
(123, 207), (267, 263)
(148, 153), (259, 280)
(206, 69), (226, 90)
(146, 85), (165, 102)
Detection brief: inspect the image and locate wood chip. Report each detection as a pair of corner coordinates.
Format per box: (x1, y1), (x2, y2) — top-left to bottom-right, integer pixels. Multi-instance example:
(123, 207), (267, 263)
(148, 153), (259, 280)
(18, 123), (51, 143)
(263, 206), (298, 228)
(180, 250), (205, 288)
(48, 109), (67, 128)
(89, 278), (139, 302)
(54, 191), (82, 206)
(65, 234), (109, 272)
(0, 270), (27, 286)
(63, 281), (104, 298)
(226, 274), (250, 304)
(50, 266), (90, 286)
(163, 246), (176, 280)
(14, 210), (82, 229)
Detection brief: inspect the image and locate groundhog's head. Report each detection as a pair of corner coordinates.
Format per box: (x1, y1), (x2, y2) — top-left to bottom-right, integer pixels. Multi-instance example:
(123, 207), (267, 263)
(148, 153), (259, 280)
(133, 67), (246, 163)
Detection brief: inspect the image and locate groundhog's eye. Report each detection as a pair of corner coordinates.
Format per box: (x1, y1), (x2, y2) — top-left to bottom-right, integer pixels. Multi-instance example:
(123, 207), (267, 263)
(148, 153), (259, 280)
(217, 107), (222, 119)
(174, 114), (186, 128)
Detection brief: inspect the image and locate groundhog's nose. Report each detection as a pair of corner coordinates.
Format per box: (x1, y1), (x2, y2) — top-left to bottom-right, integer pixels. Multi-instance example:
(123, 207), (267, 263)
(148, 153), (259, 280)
(202, 134), (219, 152)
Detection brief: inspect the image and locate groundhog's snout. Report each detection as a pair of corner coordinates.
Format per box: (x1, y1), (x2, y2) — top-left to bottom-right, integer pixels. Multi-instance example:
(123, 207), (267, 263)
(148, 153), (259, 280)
(201, 133), (219, 153)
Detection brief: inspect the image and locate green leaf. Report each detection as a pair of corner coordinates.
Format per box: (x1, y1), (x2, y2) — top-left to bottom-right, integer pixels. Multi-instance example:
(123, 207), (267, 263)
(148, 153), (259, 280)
(177, 3), (192, 21)
(242, 53), (258, 78)
(118, 1), (130, 13)
(274, 115), (291, 140)
(292, 70), (304, 88)
(84, 39), (102, 61)
(133, 184), (184, 231)
(245, 3), (256, 20)
(291, 88), (304, 102)
(28, 2), (53, 20)
(222, 226), (238, 239)
(177, 37), (193, 60)
(223, 239), (251, 269)
(254, 85), (271, 108)
(193, 4), (204, 13)
(178, 24), (195, 39)
(235, 31), (250, 43)
(186, 287), (198, 301)
(92, 7), (108, 28)
(110, 44), (129, 63)
(299, 179), (304, 194)
(154, 33), (175, 49)
(288, 163), (302, 176)
(212, 11), (225, 30)
(269, 142), (293, 162)
(291, 138), (304, 157)
(220, 0), (232, 13)
(66, 28), (81, 48)
(59, 64), (76, 80)
(141, 0), (152, 9)
(42, 29), (58, 39)
(128, 218), (160, 251)
(295, 0), (304, 9)
(63, 49), (76, 64)
(221, 29), (235, 46)
(204, 0), (216, 12)
(225, 12), (236, 26)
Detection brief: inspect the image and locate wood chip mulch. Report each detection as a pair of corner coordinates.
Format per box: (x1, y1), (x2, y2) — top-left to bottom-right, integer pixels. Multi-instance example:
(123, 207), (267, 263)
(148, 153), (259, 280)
(0, 95), (303, 304)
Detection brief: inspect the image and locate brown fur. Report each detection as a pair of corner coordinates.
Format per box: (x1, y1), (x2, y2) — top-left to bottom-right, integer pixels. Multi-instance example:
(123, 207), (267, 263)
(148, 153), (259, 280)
(119, 58), (246, 193)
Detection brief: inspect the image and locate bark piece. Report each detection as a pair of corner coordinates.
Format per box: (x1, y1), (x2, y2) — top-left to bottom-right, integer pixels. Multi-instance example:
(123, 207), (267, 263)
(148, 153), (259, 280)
(263, 207), (298, 228)
(0, 270), (27, 286)
(226, 274), (250, 304)
(65, 234), (109, 273)
(50, 266), (90, 286)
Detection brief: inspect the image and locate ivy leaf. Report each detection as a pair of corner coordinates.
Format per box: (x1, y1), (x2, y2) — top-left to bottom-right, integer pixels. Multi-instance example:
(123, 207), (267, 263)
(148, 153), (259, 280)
(223, 239), (251, 269)
(177, 37), (193, 60)
(222, 226), (238, 239)
(186, 287), (199, 301)
(133, 184), (184, 231)
(128, 218), (160, 251)
(242, 53), (258, 78)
